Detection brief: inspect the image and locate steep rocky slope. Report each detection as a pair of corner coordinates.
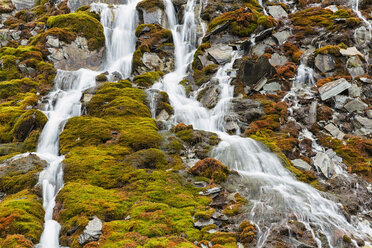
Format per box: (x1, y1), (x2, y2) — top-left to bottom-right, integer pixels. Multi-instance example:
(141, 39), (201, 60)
(0, 0), (371, 247)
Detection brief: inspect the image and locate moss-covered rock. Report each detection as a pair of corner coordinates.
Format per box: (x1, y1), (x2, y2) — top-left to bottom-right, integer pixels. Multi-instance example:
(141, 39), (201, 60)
(189, 158), (230, 183)
(207, 7), (276, 38)
(133, 71), (164, 88)
(0, 153), (47, 194)
(59, 116), (112, 154)
(0, 234), (34, 248)
(46, 12), (105, 50)
(0, 190), (44, 243)
(12, 109), (47, 142)
(125, 148), (168, 169)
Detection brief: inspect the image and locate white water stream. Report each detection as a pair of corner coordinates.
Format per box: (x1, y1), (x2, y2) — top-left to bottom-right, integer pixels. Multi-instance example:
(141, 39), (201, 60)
(34, 1), (140, 246)
(152, 0), (372, 247)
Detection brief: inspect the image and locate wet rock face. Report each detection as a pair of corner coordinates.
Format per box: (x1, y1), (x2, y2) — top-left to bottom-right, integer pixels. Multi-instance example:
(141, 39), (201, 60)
(235, 56), (275, 90)
(46, 36), (104, 71)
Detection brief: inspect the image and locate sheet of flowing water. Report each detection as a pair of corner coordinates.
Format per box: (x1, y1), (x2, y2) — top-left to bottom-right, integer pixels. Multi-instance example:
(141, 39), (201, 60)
(154, 0), (372, 247)
(34, 1), (140, 246)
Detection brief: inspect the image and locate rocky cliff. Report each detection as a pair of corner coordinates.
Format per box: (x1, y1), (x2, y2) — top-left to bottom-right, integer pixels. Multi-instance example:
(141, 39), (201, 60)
(0, 0), (371, 247)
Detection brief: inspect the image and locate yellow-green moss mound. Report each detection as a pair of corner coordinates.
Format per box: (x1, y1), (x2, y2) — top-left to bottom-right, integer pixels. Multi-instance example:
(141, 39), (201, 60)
(0, 190), (44, 244)
(46, 12), (105, 50)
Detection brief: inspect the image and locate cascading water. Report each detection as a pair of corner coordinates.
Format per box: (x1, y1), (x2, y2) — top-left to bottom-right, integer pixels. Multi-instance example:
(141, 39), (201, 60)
(154, 0), (372, 247)
(36, 69), (98, 248)
(351, 0), (372, 30)
(34, 2), (140, 247)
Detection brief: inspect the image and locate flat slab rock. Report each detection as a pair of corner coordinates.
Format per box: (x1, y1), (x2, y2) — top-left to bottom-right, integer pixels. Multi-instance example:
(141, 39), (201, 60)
(318, 78), (351, 101)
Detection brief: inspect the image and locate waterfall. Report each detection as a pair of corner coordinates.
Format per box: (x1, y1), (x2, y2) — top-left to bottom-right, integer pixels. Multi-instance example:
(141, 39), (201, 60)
(153, 0), (372, 247)
(351, 0), (371, 30)
(34, 2), (140, 247)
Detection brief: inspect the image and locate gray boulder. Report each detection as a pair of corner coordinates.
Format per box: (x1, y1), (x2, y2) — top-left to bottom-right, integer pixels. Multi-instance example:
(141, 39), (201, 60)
(78, 216), (103, 245)
(206, 44), (233, 65)
(269, 53), (288, 67)
(292, 159), (312, 171)
(236, 56), (275, 87)
(47, 36), (104, 71)
(267, 5), (288, 20)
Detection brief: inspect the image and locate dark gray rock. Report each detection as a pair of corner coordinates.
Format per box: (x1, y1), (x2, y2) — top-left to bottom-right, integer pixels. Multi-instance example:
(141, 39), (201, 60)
(236, 56), (275, 87)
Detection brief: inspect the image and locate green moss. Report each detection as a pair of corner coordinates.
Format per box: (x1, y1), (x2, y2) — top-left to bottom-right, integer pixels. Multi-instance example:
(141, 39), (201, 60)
(250, 131), (322, 189)
(118, 117), (162, 151)
(0, 78), (39, 99)
(125, 148), (168, 169)
(314, 43), (347, 56)
(59, 116), (112, 154)
(135, 24), (157, 37)
(207, 7), (276, 37)
(12, 109), (47, 142)
(0, 234), (34, 248)
(0, 158), (43, 194)
(96, 73), (108, 82)
(137, 0), (165, 12)
(193, 64), (219, 86)
(189, 158), (230, 183)
(46, 12), (105, 50)
(63, 146), (129, 188)
(87, 84), (148, 117)
(57, 181), (128, 233)
(0, 190), (44, 243)
(0, 106), (24, 143)
(133, 71), (165, 88)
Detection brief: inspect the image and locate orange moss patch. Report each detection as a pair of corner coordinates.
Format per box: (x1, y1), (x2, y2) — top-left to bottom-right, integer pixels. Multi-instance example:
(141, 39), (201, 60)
(239, 220), (256, 244)
(283, 42), (303, 63)
(189, 158), (230, 183)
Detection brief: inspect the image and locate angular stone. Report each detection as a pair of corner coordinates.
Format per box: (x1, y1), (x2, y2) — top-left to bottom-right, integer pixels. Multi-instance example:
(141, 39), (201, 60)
(348, 84), (361, 97)
(318, 78), (351, 101)
(324, 123), (345, 140)
(194, 219), (214, 228)
(253, 77), (268, 91)
(334, 95), (349, 110)
(198, 83), (220, 109)
(78, 216), (103, 245)
(347, 56), (365, 78)
(199, 187), (221, 196)
(354, 115), (372, 129)
(141, 8), (167, 26)
(142, 52), (161, 69)
(354, 26), (371, 46)
(263, 82), (281, 92)
(315, 54), (335, 73)
(313, 152), (335, 179)
(236, 56), (275, 86)
(206, 44), (233, 65)
(46, 36), (60, 48)
(155, 109), (169, 121)
(367, 109), (372, 119)
(340, 47), (364, 58)
(12, 0), (34, 9)
(273, 30), (291, 45)
(344, 98), (367, 113)
(267, 5), (288, 20)
(292, 159), (312, 171)
(269, 53), (288, 67)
